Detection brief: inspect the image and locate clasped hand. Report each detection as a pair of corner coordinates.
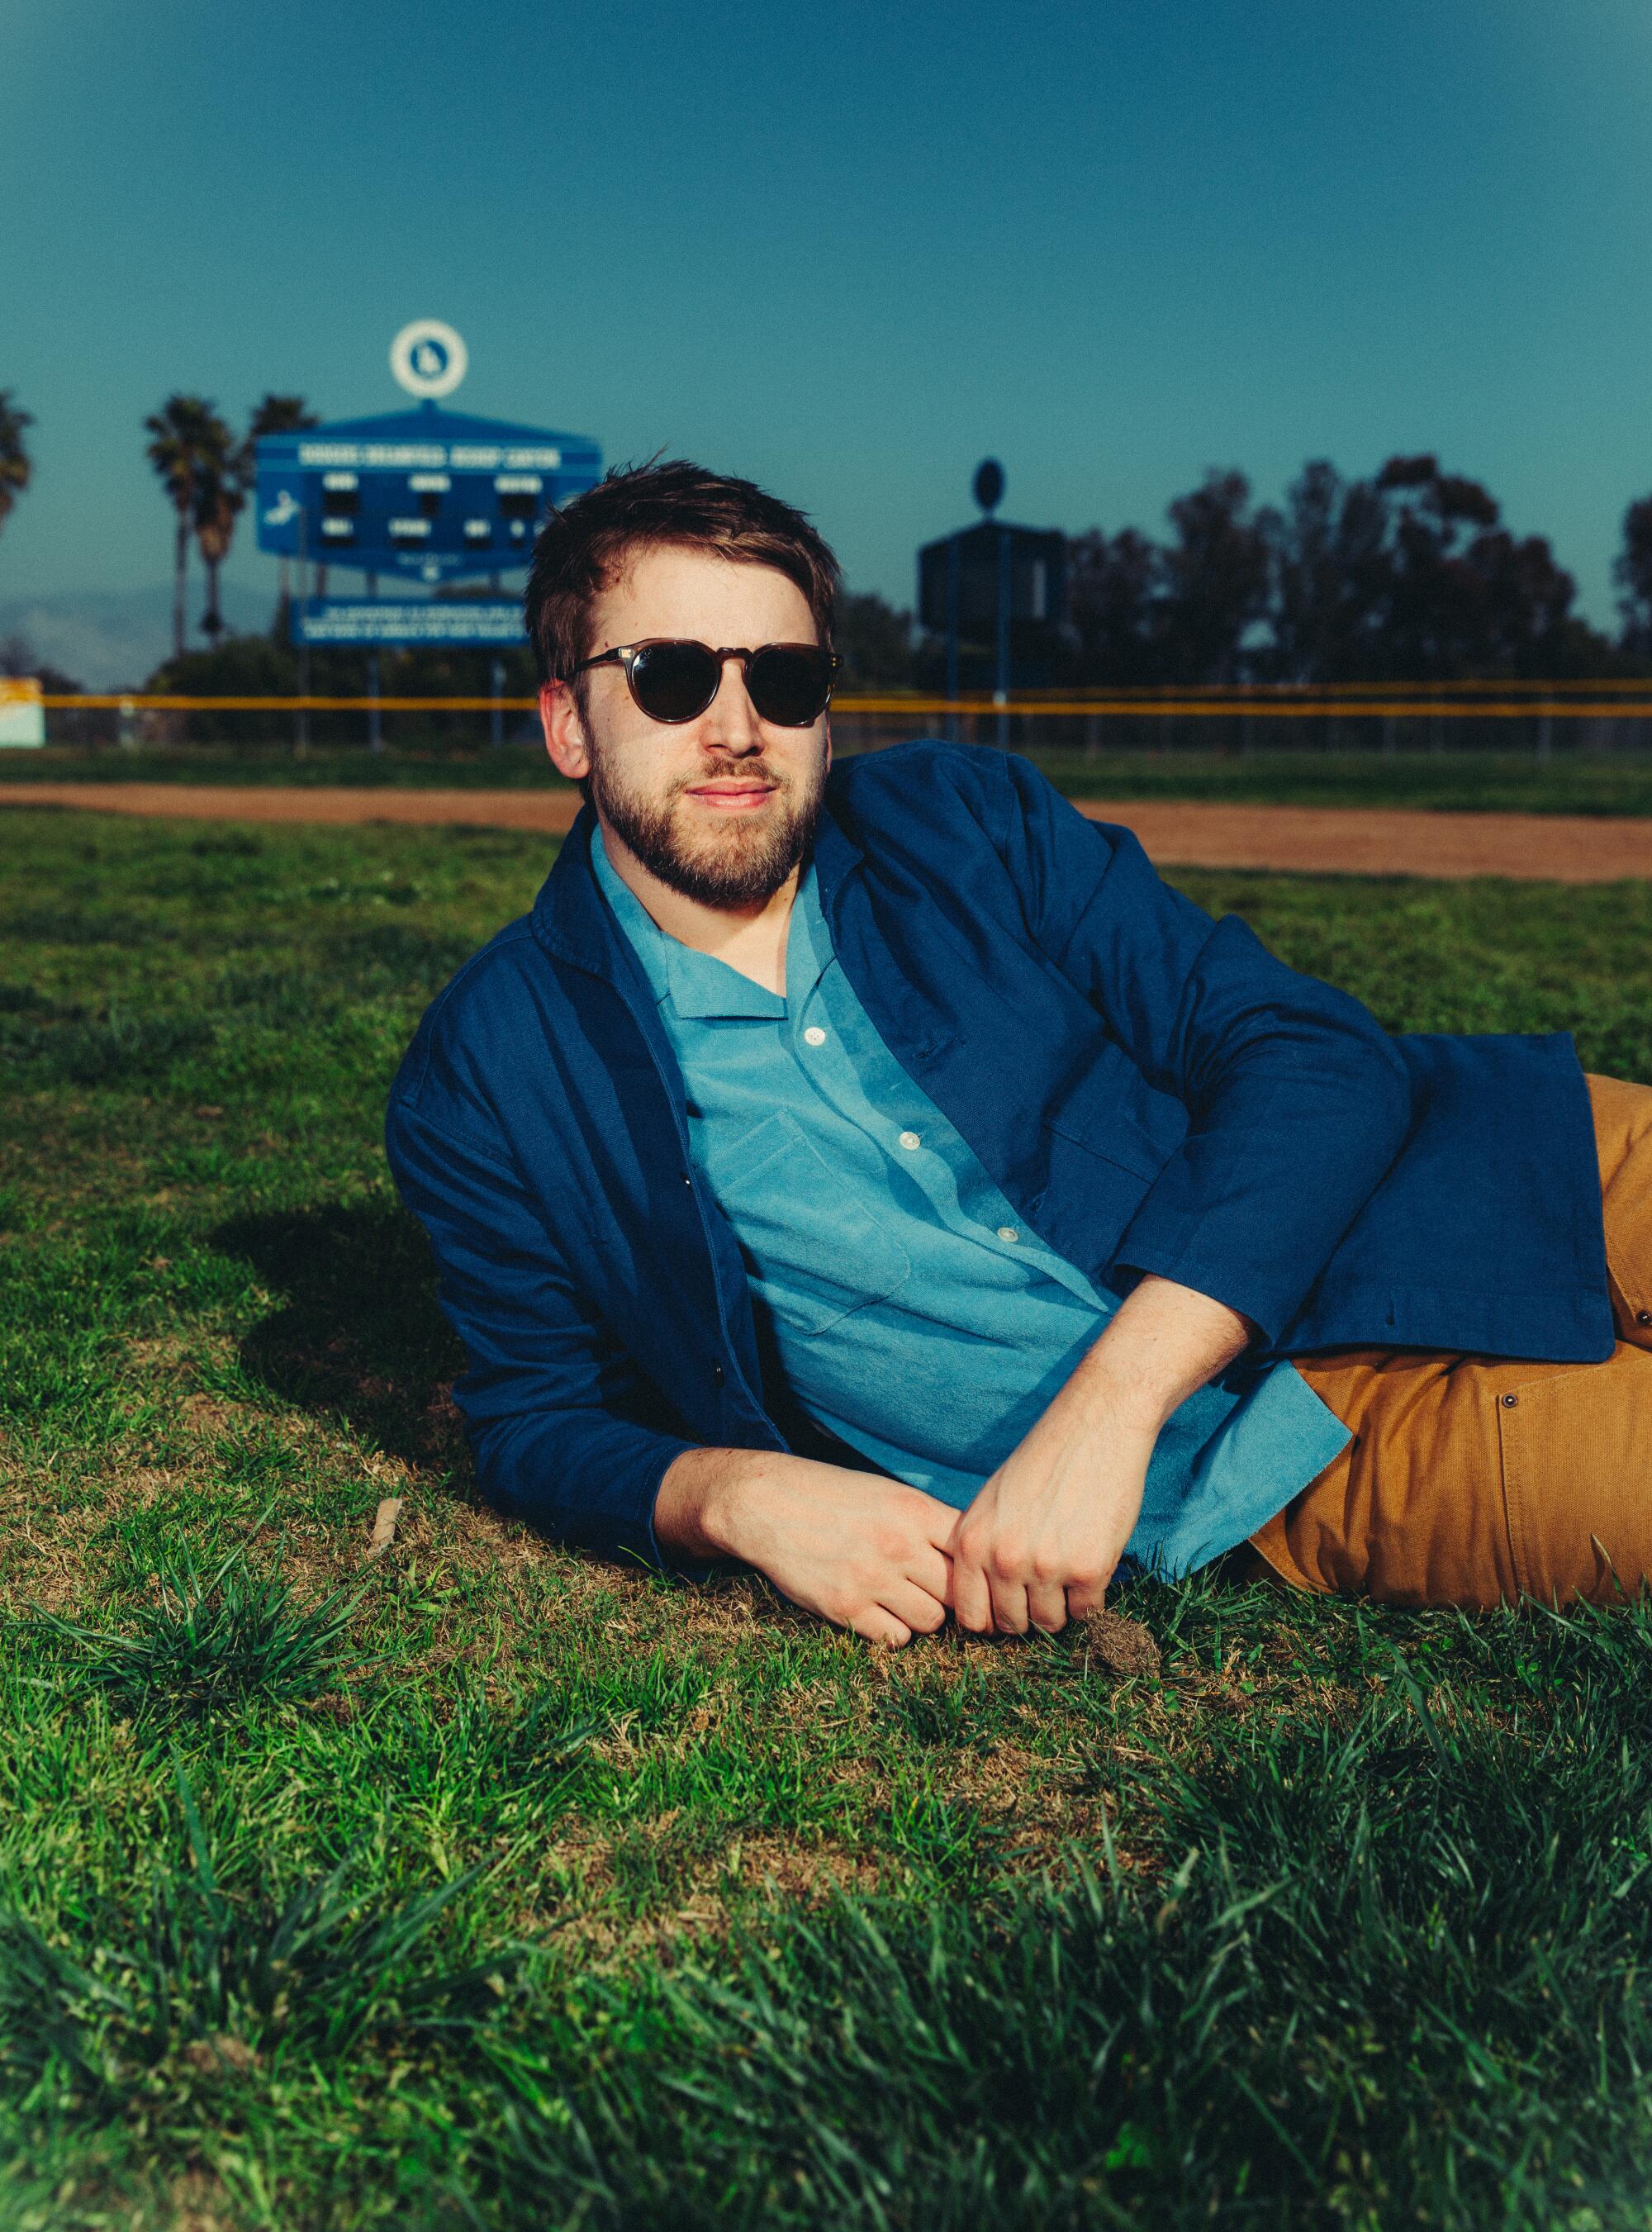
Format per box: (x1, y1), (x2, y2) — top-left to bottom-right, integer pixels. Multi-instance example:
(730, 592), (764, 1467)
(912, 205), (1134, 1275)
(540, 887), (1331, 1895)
(662, 1277), (1242, 1648)
(944, 1408), (1155, 1636)
(708, 1417), (1151, 1648)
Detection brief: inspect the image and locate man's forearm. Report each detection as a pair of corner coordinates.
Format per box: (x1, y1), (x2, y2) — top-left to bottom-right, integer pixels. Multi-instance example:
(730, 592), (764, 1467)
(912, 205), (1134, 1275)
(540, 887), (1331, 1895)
(653, 1444), (773, 1560)
(1051, 1272), (1254, 1441)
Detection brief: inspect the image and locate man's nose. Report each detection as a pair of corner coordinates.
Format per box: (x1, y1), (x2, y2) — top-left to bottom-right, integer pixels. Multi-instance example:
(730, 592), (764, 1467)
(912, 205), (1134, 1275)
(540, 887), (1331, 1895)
(696, 657), (766, 753)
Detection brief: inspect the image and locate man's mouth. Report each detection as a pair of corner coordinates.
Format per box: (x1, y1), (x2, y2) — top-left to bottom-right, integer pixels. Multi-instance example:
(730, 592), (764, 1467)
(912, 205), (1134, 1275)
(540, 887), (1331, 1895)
(682, 781), (778, 812)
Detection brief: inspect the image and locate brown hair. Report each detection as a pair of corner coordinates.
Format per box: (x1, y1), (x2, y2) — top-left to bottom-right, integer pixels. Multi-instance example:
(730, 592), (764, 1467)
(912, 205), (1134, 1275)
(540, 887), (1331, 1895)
(524, 459), (841, 688)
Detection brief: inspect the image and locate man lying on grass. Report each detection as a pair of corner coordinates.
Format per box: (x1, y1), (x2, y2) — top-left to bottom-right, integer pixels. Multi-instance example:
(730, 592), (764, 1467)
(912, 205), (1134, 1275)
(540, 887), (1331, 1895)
(386, 462), (1652, 1646)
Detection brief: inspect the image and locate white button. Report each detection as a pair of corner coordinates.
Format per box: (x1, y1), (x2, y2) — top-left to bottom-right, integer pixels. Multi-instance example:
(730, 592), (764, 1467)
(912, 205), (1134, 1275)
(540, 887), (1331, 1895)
(997, 1225), (1020, 1243)
(803, 1026), (827, 1046)
(898, 1130), (922, 1152)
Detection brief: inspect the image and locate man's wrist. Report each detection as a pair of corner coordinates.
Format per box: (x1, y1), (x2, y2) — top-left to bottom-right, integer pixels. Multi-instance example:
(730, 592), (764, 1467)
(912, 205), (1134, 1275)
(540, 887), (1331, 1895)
(1064, 1357), (1182, 1439)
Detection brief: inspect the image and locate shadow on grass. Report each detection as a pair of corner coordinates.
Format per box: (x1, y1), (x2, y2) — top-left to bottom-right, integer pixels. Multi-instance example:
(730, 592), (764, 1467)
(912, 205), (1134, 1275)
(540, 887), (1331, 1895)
(211, 1203), (468, 1471)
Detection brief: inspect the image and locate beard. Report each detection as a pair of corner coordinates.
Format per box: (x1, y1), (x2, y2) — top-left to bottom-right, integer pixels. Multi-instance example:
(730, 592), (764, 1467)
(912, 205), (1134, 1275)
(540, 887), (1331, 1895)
(587, 745), (829, 908)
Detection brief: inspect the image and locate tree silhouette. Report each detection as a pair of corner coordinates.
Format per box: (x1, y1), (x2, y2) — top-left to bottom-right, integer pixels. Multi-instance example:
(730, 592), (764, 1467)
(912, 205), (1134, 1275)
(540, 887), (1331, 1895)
(1158, 470), (1271, 685)
(1263, 461), (1390, 681)
(0, 392), (32, 541)
(145, 396), (235, 658)
(834, 591), (915, 688)
(1066, 527), (1165, 685)
(245, 392), (319, 444)
(1361, 457), (1593, 679)
(1614, 496), (1652, 658)
(193, 459), (244, 641)
(1061, 455), (1612, 687)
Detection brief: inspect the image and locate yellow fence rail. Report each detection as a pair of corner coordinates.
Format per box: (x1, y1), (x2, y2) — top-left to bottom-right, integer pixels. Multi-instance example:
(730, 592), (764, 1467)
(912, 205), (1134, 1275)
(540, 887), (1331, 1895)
(38, 685), (1652, 719)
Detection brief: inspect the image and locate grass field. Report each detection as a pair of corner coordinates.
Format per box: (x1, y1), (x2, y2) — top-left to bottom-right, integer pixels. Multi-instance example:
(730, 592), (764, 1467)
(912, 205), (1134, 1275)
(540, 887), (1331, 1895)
(14, 738), (1652, 816)
(3, 806), (1652, 2229)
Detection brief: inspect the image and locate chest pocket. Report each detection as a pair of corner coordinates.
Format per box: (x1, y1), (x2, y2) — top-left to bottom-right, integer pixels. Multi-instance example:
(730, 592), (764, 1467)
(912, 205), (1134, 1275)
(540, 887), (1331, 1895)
(703, 1110), (914, 1337)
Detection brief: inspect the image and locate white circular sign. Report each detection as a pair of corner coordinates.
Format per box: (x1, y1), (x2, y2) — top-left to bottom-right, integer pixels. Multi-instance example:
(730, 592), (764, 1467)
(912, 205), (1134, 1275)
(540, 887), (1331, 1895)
(389, 320), (468, 400)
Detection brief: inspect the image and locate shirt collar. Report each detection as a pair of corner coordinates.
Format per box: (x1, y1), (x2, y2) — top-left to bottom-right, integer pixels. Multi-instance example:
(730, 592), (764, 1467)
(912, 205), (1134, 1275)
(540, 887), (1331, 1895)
(590, 823), (833, 1023)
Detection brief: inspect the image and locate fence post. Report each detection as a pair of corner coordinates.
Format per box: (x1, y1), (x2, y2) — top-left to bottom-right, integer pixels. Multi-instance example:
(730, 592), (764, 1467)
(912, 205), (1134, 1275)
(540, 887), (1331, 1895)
(995, 523), (1011, 750)
(1536, 701), (1553, 763)
(491, 658), (505, 749)
(294, 522), (309, 758)
(945, 537), (960, 744)
(368, 654), (382, 755)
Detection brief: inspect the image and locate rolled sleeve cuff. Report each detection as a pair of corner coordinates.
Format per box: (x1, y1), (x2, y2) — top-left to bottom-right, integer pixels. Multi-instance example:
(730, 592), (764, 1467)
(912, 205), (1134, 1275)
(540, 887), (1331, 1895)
(470, 1414), (713, 1580)
(1108, 1241), (1296, 1350)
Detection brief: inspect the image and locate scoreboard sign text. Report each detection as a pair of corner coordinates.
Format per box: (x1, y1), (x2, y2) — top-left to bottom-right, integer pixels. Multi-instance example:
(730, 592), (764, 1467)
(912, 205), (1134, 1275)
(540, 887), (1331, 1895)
(292, 601), (527, 648)
(255, 404), (601, 587)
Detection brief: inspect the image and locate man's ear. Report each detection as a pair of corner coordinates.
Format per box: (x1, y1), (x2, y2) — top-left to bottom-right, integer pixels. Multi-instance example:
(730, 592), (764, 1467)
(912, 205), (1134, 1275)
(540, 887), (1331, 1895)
(539, 680), (591, 783)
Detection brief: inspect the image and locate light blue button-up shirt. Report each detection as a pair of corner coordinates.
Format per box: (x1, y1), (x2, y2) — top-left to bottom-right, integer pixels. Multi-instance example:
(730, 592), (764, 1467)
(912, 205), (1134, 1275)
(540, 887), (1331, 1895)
(592, 829), (1350, 1576)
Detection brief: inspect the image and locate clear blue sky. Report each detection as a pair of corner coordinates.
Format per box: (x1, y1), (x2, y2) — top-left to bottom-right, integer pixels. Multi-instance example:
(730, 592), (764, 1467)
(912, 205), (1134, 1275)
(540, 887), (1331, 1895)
(5, 0), (1651, 632)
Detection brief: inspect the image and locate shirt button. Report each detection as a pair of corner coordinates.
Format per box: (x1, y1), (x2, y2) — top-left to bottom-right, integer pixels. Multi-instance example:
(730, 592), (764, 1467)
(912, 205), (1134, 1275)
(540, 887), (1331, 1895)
(803, 1026), (827, 1046)
(898, 1130), (922, 1152)
(997, 1225), (1020, 1243)
(1638, 1310), (1652, 1327)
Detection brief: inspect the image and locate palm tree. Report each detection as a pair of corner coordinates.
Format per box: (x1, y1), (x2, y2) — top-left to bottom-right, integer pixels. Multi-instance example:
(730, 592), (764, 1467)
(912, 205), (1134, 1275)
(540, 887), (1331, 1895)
(246, 391), (318, 444)
(194, 455), (245, 641)
(0, 392), (32, 539)
(244, 395), (320, 610)
(145, 395), (234, 658)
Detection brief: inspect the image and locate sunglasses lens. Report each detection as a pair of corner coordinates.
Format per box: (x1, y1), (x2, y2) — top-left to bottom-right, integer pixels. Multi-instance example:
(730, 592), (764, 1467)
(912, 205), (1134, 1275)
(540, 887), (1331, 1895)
(629, 640), (720, 723)
(746, 646), (834, 727)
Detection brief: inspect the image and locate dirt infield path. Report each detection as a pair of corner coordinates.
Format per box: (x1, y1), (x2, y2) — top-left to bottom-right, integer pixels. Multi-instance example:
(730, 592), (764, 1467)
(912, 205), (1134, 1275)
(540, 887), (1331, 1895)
(3, 781), (1651, 881)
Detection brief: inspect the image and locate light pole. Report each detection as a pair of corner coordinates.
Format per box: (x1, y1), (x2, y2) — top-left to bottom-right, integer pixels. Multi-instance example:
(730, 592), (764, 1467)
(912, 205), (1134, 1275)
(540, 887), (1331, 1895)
(973, 459), (1009, 748)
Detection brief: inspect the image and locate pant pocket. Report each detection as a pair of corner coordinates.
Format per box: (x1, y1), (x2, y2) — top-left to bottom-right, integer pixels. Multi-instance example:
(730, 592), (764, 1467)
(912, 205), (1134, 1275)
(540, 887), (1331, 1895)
(1588, 1074), (1652, 1351)
(1498, 1349), (1652, 1605)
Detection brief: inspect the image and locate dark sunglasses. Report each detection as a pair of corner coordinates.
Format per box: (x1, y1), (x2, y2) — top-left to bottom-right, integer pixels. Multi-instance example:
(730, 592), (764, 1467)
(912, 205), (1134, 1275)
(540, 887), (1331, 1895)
(566, 639), (838, 727)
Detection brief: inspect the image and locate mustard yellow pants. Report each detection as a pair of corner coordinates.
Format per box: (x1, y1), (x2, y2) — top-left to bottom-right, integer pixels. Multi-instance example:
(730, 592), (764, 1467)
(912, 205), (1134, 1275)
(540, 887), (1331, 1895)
(1246, 1075), (1652, 1608)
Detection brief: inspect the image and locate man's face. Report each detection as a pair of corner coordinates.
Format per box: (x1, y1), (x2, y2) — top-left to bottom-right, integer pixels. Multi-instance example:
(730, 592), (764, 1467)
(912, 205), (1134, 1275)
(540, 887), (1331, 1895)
(542, 545), (831, 909)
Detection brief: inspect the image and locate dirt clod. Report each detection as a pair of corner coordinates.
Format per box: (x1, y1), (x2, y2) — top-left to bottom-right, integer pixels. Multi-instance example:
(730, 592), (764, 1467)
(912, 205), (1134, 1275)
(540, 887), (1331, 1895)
(183, 2035), (259, 2075)
(1084, 1608), (1161, 1676)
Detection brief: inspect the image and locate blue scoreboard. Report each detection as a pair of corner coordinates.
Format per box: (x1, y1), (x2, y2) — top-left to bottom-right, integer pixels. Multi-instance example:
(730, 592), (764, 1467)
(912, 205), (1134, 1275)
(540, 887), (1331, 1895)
(255, 401), (601, 587)
(254, 377), (602, 648)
